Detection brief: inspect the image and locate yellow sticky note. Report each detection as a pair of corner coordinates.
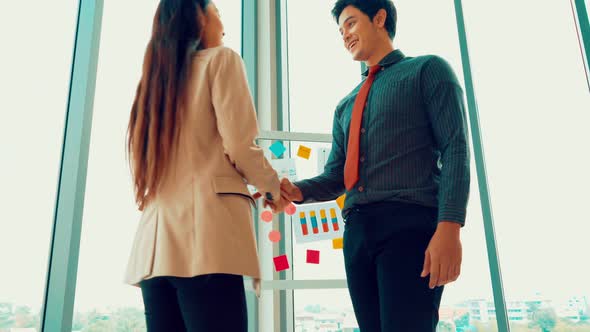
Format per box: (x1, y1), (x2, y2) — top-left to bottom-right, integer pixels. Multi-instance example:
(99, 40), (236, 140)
(332, 238), (344, 249)
(297, 145), (311, 159)
(336, 194), (346, 210)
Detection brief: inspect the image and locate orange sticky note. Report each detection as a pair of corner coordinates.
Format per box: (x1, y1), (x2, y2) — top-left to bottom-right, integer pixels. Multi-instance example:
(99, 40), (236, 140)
(332, 238), (344, 249)
(297, 145), (311, 159)
(336, 194), (346, 210)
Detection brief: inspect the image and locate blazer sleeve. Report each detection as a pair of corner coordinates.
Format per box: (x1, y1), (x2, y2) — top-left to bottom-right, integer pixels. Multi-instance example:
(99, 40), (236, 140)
(209, 48), (280, 200)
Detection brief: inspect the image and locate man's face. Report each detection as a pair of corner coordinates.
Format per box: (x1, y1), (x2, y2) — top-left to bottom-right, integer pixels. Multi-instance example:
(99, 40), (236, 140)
(338, 5), (380, 61)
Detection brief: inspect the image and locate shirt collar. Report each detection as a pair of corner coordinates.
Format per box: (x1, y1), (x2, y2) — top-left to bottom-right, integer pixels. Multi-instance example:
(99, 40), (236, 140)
(362, 49), (405, 76)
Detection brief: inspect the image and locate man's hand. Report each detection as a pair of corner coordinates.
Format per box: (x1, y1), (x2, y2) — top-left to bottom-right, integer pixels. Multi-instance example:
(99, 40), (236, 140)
(421, 221), (462, 289)
(280, 178), (303, 202)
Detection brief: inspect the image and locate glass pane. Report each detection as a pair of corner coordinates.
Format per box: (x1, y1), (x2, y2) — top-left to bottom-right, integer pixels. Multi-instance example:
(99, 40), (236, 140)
(285, 0), (499, 330)
(288, 142), (347, 281)
(394, 0), (498, 330)
(72, 1), (242, 330)
(286, 0), (361, 134)
(294, 289), (356, 331)
(0, 2), (78, 331)
(464, 0), (590, 330)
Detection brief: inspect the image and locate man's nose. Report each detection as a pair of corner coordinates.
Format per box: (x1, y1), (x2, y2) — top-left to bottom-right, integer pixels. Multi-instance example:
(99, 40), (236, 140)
(343, 33), (350, 44)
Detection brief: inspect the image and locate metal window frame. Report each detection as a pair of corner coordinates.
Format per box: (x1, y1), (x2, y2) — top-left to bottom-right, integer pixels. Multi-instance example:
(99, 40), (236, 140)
(453, 0), (510, 331)
(572, 0), (590, 91)
(41, 1), (104, 331)
(254, 1), (284, 331)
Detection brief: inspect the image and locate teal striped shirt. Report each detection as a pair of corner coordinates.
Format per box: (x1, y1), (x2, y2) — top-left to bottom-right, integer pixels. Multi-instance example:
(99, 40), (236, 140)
(294, 50), (470, 226)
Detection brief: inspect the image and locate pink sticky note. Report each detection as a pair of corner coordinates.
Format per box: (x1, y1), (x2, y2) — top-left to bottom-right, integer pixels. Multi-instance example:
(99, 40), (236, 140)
(261, 211), (273, 222)
(285, 203), (297, 216)
(306, 250), (320, 264)
(273, 255), (290, 272)
(269, 230), (282, 243)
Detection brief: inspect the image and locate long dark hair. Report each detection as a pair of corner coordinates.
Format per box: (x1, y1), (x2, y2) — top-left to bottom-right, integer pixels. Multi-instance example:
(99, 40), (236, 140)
(127, 0), (210, 210)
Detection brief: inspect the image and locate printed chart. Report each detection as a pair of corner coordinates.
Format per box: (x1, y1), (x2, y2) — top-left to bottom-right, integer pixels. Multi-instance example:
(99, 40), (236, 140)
(294, 201), (344, 244)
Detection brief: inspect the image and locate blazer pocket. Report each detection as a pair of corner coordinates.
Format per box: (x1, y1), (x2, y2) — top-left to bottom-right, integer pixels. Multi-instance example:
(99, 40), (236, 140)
(212, 176), (256, 207)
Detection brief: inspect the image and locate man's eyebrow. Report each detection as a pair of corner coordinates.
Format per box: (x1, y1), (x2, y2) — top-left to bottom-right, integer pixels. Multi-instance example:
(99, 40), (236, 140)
(339, 15), (356, 32)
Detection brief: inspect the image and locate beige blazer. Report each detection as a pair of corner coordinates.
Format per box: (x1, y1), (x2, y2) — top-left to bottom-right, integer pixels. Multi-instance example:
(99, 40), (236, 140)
(124, 46), (280, 288)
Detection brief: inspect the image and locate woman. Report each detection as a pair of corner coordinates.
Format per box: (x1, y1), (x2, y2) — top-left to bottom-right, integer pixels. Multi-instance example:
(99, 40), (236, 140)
(124, 1), (284, 330)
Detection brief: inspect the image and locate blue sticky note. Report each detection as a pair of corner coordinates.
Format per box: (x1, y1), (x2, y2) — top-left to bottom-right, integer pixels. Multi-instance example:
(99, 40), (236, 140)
(269, 141), (286, 158)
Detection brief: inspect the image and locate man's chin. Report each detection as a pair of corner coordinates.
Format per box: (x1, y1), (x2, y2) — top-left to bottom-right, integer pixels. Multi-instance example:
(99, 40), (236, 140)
(350, 50), (367, 62)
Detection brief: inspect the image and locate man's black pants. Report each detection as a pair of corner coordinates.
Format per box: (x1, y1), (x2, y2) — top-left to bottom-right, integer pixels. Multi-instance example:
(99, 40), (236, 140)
(344, 202), (444, 331)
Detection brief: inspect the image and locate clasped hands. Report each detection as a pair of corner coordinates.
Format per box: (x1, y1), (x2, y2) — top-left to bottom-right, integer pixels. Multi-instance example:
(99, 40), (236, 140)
(262, 178), (302, 213)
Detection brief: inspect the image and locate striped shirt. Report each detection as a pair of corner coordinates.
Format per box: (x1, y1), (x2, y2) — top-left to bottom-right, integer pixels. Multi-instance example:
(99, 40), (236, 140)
(294, 49), (470, 226)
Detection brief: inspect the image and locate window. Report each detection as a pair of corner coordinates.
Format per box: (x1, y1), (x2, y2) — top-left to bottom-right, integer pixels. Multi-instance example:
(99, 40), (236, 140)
(72, 1), (242, 330)
(0, 1), (78, 330)
(284, 0), (499, 331)
(286, 0), (361, 134)
(283, 0), (360, 329)
(464, 0), (590, 331)
(294, 290), (355, 332)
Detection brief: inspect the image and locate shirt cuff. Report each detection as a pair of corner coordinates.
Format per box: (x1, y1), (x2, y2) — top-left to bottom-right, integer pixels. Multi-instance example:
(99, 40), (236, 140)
(292, 180), (316, 204)
(438, 207), (466, 227)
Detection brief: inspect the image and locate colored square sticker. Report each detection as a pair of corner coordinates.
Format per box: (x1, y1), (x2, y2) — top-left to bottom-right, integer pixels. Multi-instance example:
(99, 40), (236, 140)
(306, 250), (320, 264)
(269, 141), (286, 158)
(273, 255), (290, 272)
(332, 238), (344, 249)
(336, 194), (346, 210)
(297, 145), (311, 159)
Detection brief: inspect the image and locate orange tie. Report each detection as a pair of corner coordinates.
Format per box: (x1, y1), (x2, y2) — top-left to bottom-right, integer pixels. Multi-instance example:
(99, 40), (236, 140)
(344, 65), (381, 191)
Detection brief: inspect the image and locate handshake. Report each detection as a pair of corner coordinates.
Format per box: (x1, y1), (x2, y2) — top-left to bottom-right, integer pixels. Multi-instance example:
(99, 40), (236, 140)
(263, 178), (304, 213)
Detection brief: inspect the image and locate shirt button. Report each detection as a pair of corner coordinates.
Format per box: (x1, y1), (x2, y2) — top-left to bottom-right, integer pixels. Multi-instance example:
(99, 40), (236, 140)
(358, 186), (364, 192)
(360, 128), (366, 134)
(360, 156), (365, 162)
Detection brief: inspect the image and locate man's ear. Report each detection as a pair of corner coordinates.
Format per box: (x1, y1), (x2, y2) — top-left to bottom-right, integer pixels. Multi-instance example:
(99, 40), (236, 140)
(374, 8), (387, 28)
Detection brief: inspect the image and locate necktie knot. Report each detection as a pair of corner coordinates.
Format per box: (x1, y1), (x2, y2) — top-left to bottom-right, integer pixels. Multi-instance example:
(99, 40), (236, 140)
(368, 65), (381, 76)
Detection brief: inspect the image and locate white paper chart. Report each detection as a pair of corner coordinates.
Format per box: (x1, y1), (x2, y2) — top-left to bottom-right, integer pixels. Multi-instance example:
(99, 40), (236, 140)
(293, 201), (344, 244)
(270, 158), (297, 182)
(248, 158), (298, 195)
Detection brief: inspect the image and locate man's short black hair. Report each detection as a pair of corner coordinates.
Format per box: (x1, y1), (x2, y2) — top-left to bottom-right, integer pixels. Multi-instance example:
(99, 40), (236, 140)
(331, 0), (397, 40)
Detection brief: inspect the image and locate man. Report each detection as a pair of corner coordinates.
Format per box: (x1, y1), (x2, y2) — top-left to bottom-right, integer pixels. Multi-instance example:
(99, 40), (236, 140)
(279, 0), (470, 330)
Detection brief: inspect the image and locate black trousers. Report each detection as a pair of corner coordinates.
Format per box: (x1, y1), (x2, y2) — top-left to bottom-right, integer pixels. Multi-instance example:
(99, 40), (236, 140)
(343, 202), (444, 332)
(139, 273), (247, 332)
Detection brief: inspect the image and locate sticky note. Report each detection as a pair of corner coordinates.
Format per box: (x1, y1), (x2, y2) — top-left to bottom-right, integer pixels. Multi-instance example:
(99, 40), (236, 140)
(336, 194), (346, 210)
(273, 255), (290, 271)
(332, 238), (344, 249)
(306, 250), (320, 264)
(297, 145), (311, 159)
(285, 203), (297, 216)
(269, 141), (286, 158)
(261, 211), (273, 222)
(269, 230), (281, 243)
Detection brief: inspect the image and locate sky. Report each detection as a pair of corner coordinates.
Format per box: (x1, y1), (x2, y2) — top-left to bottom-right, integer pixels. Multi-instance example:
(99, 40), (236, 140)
(1, 0), (589, 327)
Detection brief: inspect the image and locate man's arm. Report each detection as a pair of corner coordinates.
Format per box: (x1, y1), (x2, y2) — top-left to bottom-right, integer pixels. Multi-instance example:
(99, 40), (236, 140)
(422, 55), (471, 226)
(420, 55), (470, 288)
(291, 110), (347, 203)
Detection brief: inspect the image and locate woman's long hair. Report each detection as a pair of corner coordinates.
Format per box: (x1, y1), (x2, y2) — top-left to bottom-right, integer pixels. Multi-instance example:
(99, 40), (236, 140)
(127, 0), (210, 210)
